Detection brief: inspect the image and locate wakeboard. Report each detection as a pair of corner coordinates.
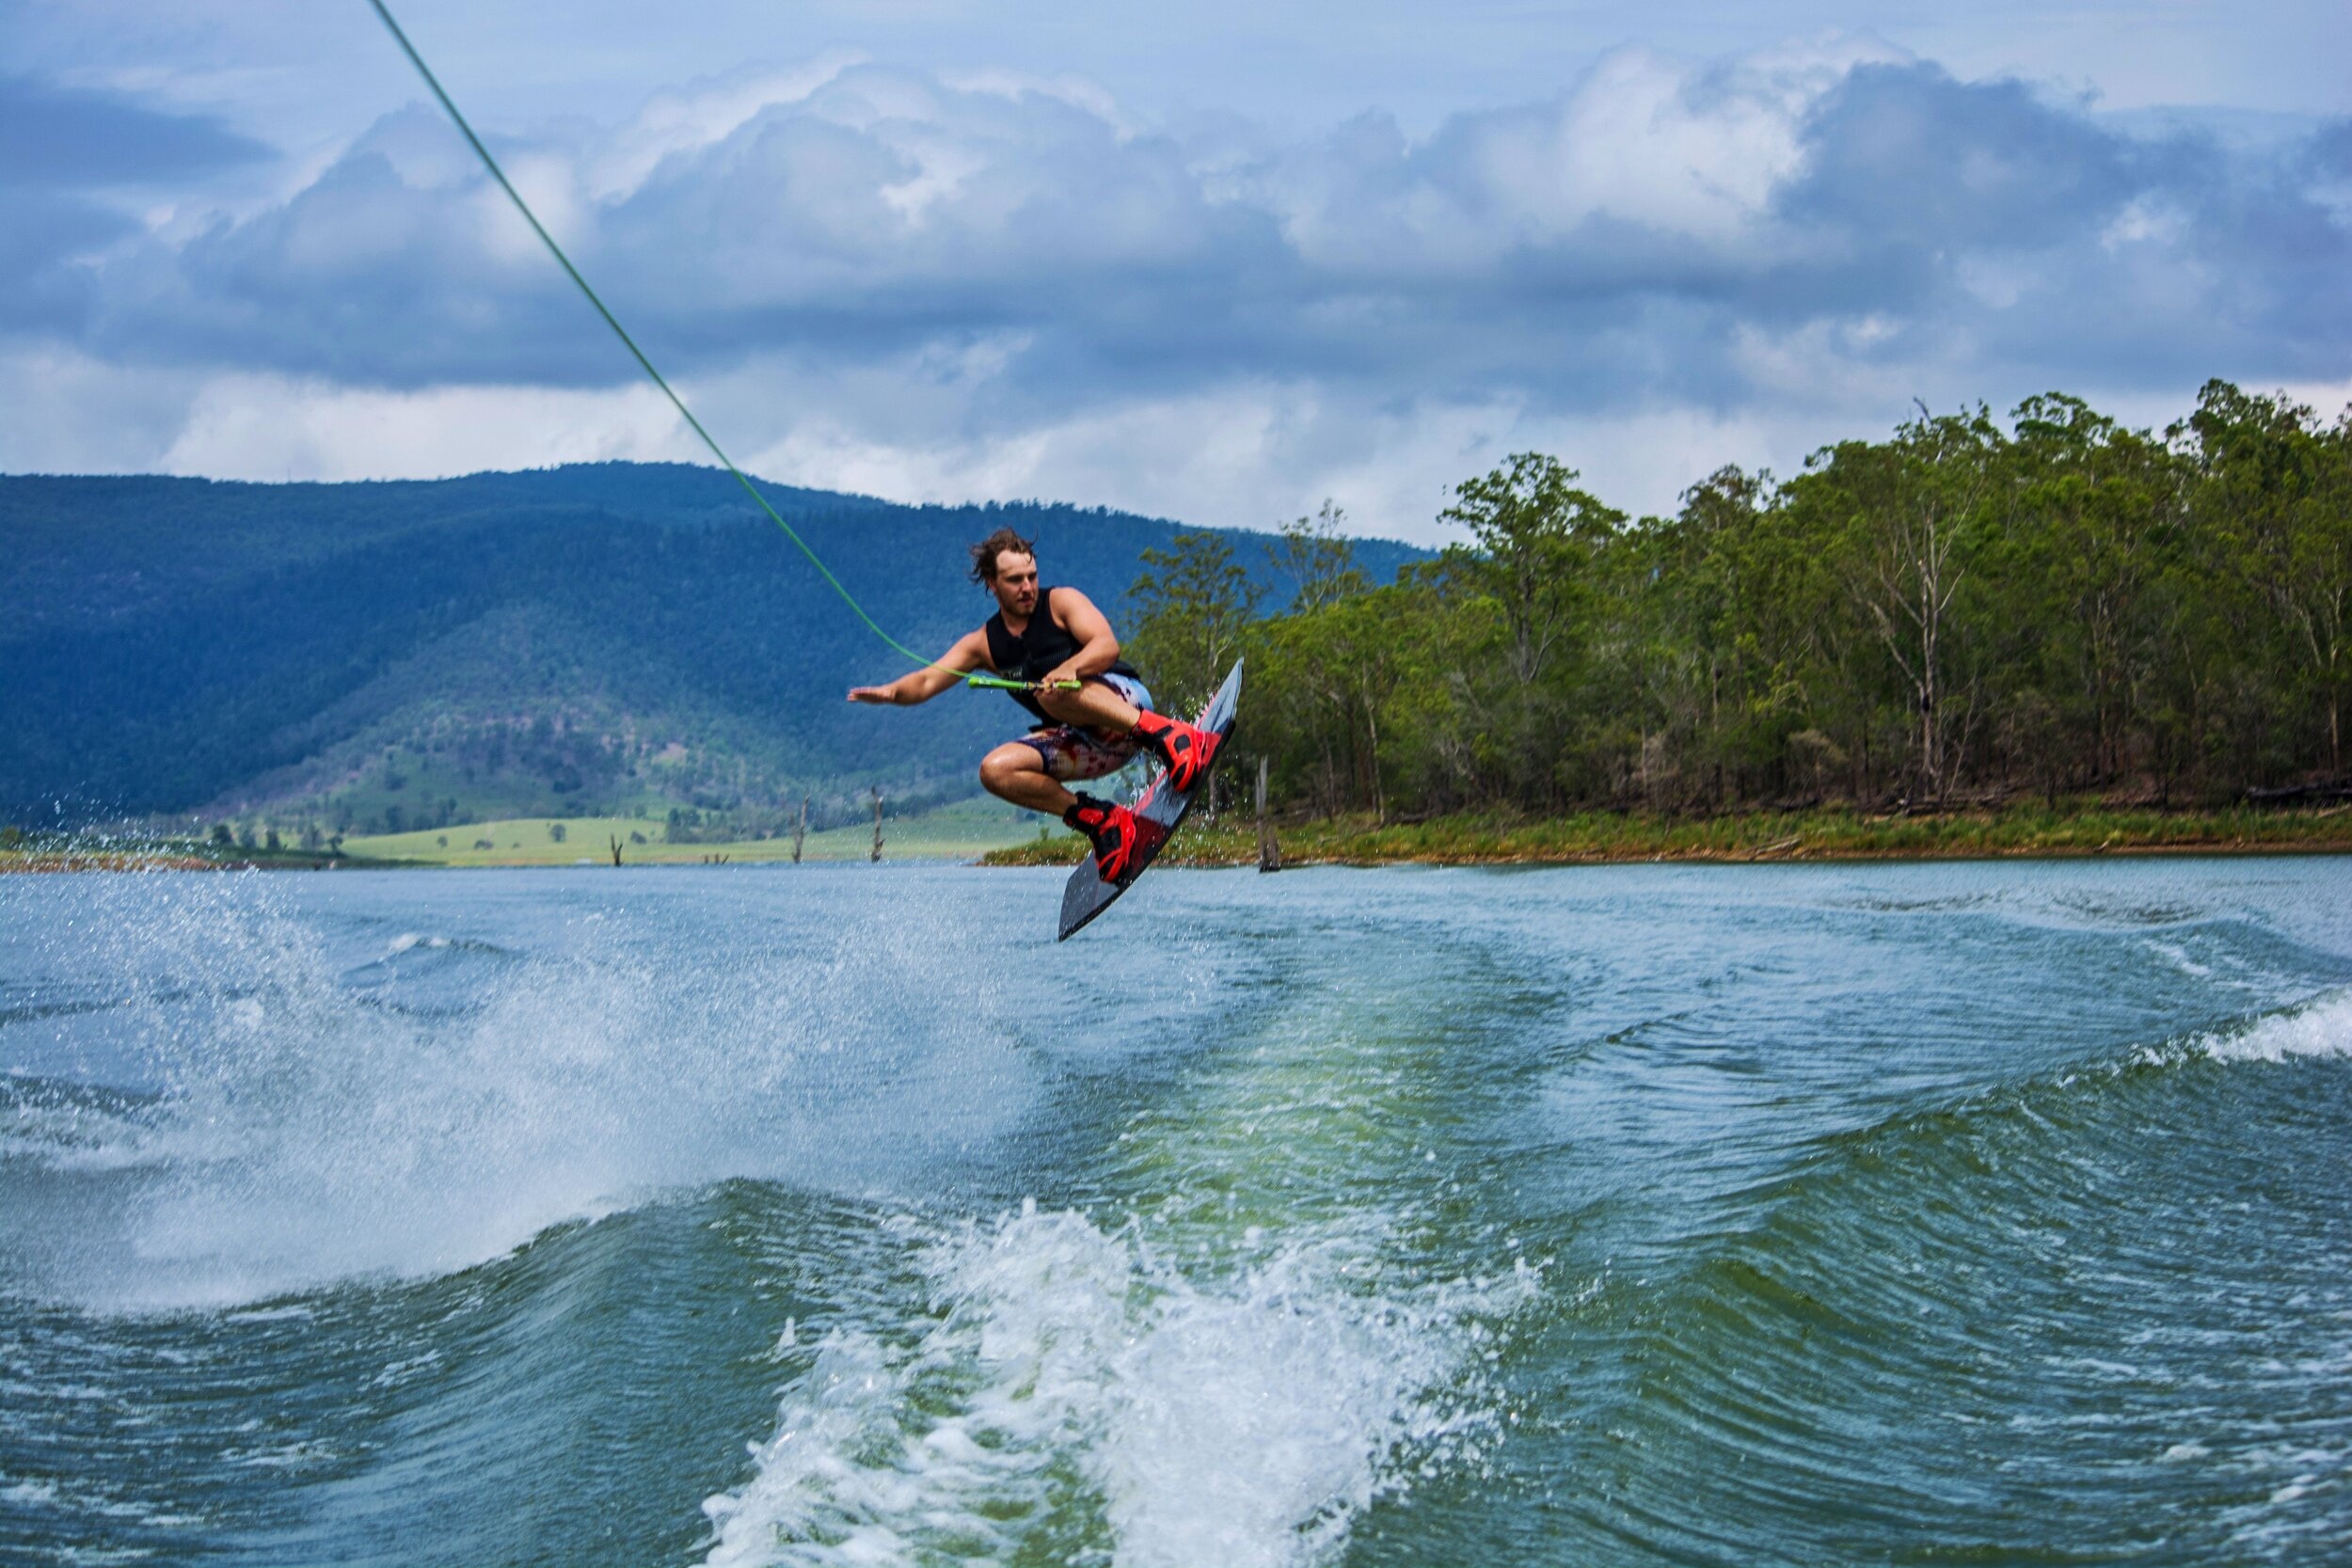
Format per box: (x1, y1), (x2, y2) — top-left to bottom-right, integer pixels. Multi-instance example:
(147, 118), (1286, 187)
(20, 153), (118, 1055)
(1057, 659), (1243, 941)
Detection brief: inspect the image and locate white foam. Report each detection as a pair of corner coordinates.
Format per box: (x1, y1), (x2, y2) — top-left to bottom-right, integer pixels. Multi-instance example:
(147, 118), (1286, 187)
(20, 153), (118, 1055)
(1102, 1273), (1419, 1567)
(4, 874), (1039, 1310)
(0, 1097), (168, 1171)
(702, 1205), (1511, 1568)
(2198, 990), (2352, 1064)
(702, 1208), (1126, 1568)
(2142, 940), (2212, 979)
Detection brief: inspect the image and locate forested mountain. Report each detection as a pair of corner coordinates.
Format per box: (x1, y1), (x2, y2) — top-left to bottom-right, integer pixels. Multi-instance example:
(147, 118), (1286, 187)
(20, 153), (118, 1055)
(0, 464), (1421, 832)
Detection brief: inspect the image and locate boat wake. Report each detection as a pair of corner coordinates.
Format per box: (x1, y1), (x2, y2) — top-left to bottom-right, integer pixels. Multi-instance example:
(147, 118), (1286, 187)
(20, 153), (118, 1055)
(705, 1201), (1519, 1568)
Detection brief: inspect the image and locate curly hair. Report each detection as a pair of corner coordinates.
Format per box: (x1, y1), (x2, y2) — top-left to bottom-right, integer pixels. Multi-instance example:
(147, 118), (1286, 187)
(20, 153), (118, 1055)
(968, 526), (1039, 584)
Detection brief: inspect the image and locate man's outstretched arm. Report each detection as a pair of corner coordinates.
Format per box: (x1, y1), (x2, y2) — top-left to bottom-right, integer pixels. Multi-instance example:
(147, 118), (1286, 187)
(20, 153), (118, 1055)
(847, 629), (988, 705)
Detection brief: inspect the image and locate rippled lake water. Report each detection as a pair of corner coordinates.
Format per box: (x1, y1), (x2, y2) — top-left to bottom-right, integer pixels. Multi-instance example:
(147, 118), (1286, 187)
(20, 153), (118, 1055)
(5, 858), (2350, 1565)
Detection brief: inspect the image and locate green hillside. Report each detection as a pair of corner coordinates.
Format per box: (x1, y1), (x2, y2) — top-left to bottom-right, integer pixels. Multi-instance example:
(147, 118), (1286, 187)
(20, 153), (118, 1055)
(0, 465), (1422, 835)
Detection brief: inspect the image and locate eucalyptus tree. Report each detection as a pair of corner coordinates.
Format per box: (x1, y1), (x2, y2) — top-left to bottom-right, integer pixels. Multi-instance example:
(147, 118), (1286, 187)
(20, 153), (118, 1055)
(1127, 530), (1262, 717)
(1438, 453), (1627, 805)
(1787, 407), (2003, 803)
(1266, 501), (1370, 613)
(2178, 380), (2352, 779)
(1999, 393), (2190, 793)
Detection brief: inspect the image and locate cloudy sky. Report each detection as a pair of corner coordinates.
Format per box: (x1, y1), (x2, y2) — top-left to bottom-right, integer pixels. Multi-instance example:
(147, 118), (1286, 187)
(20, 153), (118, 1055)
(6, 1), (2348, 541)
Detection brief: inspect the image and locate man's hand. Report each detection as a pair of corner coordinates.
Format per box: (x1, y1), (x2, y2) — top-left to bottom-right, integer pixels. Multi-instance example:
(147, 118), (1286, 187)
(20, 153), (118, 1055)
(1038, 664), (1084, 691)
(847, 685), (897, 704)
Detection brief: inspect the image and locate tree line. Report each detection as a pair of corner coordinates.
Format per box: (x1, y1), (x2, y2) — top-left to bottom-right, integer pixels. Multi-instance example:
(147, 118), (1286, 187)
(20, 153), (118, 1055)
(1129, 381), (2352, 818)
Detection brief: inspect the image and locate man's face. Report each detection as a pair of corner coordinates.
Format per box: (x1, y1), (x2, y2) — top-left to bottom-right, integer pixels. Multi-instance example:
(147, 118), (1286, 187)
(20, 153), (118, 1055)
(990, 551), (1041, 617)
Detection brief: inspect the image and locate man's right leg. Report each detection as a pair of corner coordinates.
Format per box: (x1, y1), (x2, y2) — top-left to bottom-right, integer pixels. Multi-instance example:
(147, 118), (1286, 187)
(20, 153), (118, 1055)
(977, 739), (1141, 880)
(978, 741), (1077, 816)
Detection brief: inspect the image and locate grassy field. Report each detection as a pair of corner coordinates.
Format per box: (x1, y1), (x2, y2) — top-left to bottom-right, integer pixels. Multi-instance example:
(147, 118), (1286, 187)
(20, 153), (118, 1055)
(343, 796), (1070, 867)
(980, 802), (2352, 867)
(0, 842), (391, 874)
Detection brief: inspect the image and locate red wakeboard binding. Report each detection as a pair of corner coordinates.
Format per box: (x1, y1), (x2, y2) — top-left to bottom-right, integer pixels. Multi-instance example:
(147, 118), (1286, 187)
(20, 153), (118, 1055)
(1064, 795), (1141, 883)
(1129, 708), (1222, 794)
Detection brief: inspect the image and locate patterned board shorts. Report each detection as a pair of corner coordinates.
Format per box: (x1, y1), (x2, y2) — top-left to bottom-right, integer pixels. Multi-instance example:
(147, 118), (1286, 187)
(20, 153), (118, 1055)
(1015, 672), (1155, 782)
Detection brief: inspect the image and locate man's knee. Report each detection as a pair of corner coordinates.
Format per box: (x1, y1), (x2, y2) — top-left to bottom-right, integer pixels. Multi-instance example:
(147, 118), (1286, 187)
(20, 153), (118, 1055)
(978, 746), (1036, 793)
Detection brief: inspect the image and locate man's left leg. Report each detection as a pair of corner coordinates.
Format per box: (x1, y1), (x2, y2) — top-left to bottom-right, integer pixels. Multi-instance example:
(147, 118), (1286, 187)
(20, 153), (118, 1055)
(1031, 679), (1139, 734)
(1034, 679), (1222, 792)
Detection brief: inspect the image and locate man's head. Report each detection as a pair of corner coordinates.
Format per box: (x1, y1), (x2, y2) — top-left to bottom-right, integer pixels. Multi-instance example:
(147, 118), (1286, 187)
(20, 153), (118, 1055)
(969, 526), (1041, 617)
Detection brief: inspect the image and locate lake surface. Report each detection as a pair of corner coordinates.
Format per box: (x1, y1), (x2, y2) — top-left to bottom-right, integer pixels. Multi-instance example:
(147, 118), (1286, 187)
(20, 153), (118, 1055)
(4, 859), (2350, 1566)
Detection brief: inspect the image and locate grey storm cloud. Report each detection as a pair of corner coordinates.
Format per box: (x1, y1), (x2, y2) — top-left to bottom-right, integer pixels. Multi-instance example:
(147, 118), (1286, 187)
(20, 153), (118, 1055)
(14, 52), (2350, 417)
(1770, 65), (2352, 381)
(0, 74), (272, 189)
(1781, 66), (2133, 253)
(0, 75), (274, 331)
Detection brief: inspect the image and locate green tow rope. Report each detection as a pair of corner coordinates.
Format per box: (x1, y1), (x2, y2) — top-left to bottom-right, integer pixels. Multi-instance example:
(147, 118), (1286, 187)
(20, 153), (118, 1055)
(367, 0), (1058, 691)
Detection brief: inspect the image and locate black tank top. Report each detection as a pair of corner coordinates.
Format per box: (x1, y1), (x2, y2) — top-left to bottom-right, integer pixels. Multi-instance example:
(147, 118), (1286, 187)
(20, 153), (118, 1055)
(983, 587), (1138, 722)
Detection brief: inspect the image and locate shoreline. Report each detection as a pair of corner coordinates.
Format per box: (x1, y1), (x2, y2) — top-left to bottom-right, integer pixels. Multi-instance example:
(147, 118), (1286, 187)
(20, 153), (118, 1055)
(0, 850), (382, 874)
(977, 804), (2352, 869)
(9, 805), (2350, 874)
(6, 843), (2344, 873)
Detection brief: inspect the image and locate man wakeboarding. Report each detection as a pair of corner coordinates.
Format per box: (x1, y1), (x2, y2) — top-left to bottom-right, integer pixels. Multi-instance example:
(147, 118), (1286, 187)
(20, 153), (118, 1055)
(847, 527), (1223, 881)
